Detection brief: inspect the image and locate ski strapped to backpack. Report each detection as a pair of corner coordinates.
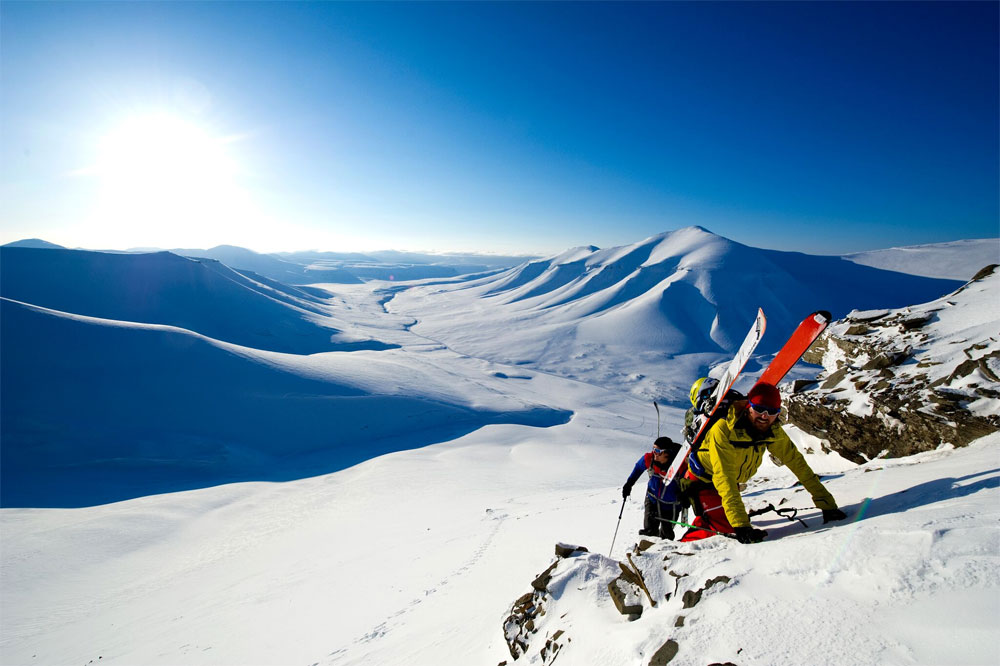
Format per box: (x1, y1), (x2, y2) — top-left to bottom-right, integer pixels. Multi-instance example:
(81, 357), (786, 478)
(753, 310), (831, 389)
(662, 308), (767, 485)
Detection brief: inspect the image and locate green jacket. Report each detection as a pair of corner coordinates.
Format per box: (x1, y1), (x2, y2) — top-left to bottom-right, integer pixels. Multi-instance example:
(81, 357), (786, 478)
(691, 405), (838, 528)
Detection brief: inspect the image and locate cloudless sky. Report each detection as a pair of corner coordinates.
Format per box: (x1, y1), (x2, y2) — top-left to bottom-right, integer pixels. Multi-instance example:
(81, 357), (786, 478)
(1, 1), (997, 255)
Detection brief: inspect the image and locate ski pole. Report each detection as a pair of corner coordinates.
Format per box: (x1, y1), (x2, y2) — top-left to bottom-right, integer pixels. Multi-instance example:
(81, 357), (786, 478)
(653, 401), (660, 437)
(609, 497), (627, 555)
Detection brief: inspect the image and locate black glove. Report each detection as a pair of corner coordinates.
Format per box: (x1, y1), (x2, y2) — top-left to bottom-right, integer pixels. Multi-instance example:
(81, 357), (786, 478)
(622, 483), (633, 499)
(734, 526), (768, 544)
(823, 508), (848, 523)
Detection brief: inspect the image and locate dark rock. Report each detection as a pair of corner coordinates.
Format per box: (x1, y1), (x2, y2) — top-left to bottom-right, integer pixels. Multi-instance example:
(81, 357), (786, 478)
(682, 575), (731, 609)
(900, 313), (934, 330)
(540, 630), (565, 663)
(861, 346), (912, 370)
(607, 576), (643, 616)
(648, 639), (679, 666)
(972, 264), (998, 281)
(979, 353), (1000, 382)
(792, 379), (819, 393)
(637, 539), (656, 552)
(531, 561), (559, 592)
(821, 367), (850, 389)
(503, 591), (545, 660)
(617, 562), (643, 587)
(554, 543), (589, 558)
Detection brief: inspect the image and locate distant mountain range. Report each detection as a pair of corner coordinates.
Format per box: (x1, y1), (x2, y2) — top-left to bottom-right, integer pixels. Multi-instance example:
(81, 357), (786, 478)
(0, 246), (379, 354)
(389, 227), (966, 374)
(5, 234), (996, 282)
(1, 239), (539, 283)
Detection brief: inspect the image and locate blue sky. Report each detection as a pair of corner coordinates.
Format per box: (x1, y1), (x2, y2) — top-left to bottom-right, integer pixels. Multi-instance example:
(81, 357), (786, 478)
(2, 1), (997, 255)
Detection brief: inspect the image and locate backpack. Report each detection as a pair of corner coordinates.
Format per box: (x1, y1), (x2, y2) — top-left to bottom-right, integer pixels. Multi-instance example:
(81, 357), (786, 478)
(683, 388), (746, 449)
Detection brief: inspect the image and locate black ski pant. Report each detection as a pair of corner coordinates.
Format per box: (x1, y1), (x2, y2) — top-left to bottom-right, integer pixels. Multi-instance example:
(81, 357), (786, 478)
(643, 497), (681, 539)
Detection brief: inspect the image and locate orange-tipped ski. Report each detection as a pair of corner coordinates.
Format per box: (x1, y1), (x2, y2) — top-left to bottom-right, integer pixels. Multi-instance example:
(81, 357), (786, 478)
(754, 310), (831, 390)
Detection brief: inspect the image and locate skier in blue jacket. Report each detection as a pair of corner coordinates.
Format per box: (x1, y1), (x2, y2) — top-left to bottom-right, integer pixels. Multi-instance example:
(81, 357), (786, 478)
(622, 436), (683, 539)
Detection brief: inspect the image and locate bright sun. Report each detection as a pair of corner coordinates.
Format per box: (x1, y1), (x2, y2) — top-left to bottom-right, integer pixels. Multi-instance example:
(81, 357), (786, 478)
(94, 112), (251, 246)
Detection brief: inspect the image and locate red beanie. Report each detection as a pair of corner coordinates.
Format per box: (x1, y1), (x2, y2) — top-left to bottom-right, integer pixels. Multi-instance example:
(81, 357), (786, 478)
(748, 383), (781, 409)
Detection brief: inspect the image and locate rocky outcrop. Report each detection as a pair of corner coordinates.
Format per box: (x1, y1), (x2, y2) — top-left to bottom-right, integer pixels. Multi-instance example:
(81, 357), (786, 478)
(503, 543), (589, 662)
(502, 539), (740, 664)
(787, 265), (999, 462)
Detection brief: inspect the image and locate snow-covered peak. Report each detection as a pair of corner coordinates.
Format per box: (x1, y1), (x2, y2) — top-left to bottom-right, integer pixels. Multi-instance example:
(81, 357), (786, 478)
(390, 227), (963, 400)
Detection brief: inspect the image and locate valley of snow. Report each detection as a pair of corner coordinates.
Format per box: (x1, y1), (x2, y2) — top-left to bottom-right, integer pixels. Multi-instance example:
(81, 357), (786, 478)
(1, 228), (997, 665)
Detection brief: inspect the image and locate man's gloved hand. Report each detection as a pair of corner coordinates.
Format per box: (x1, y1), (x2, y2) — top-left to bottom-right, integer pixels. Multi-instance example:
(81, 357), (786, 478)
(622, 483), (633, 500)
(823, 508), (848, 523)
(734, 526), (768, 544)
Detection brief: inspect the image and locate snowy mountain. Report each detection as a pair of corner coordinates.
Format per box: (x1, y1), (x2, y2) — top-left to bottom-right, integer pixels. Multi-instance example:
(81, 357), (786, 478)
(1, 228), (997, 665)
(388, 227), (961, 404)
(842, 238), (1000, 280)
(1, 237), (66, 249)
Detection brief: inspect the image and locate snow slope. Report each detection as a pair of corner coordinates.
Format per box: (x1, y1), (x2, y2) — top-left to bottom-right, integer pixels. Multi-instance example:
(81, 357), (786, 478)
(2, 403), (996, 665)
(1, 229), (996, 666)
(0, 296), (569, 507)
(843, 238), (1000, 280)
(502, 433), (1000, 666)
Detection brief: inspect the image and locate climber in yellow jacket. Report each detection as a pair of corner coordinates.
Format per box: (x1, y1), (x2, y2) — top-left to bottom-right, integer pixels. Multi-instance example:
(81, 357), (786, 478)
(680, 382), (847, 543)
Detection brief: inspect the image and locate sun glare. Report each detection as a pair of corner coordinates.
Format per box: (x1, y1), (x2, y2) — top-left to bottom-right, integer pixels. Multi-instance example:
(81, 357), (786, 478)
(93, 112), (253, 246)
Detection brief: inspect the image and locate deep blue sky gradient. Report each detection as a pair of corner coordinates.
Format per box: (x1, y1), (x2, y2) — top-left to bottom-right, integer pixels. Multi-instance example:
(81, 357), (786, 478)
(2, 1), (997, 254)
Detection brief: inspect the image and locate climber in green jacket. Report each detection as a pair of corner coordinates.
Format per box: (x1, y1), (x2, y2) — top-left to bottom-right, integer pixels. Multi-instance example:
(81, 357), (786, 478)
(680, 382), (847, 543)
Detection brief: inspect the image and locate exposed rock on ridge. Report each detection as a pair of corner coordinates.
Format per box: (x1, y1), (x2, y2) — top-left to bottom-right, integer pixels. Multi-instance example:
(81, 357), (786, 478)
(786, 265), (999, 463)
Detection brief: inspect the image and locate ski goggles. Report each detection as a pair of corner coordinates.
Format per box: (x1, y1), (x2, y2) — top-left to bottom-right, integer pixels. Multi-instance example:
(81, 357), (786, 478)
(749, 402), (781, 416)
(652, 447), (671, 455)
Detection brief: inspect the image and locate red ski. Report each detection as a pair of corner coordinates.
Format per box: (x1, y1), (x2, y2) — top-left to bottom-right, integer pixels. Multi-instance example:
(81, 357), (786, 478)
(754, 310), (831, 389)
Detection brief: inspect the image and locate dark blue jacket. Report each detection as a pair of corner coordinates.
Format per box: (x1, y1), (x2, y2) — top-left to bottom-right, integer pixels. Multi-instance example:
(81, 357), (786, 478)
(626, 452), (680, 503)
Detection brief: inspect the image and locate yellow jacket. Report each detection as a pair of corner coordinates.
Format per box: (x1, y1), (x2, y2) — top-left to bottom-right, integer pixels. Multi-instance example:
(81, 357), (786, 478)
(691, 405), (838, 528)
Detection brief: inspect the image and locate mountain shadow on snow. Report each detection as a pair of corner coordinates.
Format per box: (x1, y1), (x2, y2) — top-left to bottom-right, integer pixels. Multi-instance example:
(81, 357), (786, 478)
(0, 298), (571, 507)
